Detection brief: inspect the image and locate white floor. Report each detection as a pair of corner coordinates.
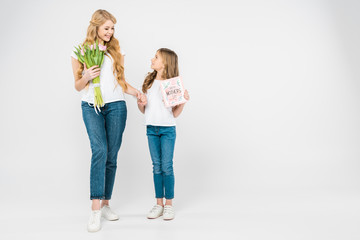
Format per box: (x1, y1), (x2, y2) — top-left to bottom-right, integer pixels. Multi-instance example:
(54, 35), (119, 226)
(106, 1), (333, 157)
(2, 190), (360, 240)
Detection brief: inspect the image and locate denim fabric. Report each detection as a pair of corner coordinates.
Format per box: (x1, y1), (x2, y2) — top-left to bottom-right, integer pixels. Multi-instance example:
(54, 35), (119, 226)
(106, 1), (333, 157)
(146, 125), (176, 199)
(81, 101), (127, 200)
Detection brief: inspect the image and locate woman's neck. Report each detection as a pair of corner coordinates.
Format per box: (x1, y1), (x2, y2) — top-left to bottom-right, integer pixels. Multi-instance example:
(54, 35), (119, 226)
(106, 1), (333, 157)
(97, 38), (105, 46)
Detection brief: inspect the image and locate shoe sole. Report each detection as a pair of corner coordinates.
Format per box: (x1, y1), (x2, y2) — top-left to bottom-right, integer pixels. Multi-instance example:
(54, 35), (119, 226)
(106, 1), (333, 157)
(102, 213), (119, 221)
(87, 227), (101, 232)
(103, 216), (119, 221)
(147, 214), (163, 219)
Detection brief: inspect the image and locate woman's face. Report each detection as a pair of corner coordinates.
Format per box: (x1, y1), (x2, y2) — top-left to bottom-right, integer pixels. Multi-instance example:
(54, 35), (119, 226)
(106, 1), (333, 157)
(97, 20), (114, 42)
(151, 51), (165, 71)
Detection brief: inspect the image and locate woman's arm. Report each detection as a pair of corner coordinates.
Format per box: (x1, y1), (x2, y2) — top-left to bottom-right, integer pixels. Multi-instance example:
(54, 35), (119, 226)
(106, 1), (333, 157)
(119, 54), (141, 98)
(172, 90), (190, 118)
(71, 57), (100, 91)
(124, 81), (141, 98)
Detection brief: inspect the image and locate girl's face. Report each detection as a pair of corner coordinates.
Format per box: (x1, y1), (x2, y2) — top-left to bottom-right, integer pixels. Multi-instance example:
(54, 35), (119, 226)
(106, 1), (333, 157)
(151, 51), (165, 71)
(97, 20), (114, 42)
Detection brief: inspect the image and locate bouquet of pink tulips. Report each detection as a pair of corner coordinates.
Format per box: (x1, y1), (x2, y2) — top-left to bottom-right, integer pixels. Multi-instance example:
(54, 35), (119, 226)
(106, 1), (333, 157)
(73, 39), (107, 113)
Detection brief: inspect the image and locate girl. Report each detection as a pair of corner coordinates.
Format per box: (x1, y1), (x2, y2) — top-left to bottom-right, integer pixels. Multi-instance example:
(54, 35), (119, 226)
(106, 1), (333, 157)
(71, 9), (144, 232)
(137, 48), (190, 220)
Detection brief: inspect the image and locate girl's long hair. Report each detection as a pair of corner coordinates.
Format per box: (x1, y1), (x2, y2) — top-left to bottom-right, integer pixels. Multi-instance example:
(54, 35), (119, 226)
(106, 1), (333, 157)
(142, 48), (179, 93)
(76, 9), (127, 91)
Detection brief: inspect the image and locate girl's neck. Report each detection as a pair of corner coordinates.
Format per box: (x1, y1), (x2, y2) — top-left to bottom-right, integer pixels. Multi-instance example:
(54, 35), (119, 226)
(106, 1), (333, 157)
(155, 70), (165, 80)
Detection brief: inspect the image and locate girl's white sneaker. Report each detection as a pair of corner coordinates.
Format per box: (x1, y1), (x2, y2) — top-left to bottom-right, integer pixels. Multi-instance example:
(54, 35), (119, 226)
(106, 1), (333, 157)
(163, 205), (175, 220)
(101, 205), (119, 221)
(87, 210), (101, 232)
(147, 205), (164, 219)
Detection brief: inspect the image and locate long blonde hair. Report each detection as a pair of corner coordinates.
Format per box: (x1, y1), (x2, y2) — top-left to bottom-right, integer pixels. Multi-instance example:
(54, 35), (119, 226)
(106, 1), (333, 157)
(76, 9), (127, 91)
(142, 48), (179, 93)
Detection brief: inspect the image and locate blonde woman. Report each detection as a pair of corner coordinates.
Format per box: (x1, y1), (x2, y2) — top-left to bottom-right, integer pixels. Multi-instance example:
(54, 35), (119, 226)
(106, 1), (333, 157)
(71, 9), (144, 232)
(137, 48), (190, 221)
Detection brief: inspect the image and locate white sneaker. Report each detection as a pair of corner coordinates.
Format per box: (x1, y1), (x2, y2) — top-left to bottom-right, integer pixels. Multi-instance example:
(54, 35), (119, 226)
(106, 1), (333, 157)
(163, 205), (175, 220)
(87, 210), (101, 232)
(147, 205), (164, 219)
(101, 205), (119, 221)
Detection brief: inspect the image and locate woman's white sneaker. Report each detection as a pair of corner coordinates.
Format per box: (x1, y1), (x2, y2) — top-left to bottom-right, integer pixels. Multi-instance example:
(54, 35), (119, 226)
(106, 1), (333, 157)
(101, 205), (119, 221)
(147, 205), (164, 219)
(87, 210), (101, 232)
(163, 205), (175, 220)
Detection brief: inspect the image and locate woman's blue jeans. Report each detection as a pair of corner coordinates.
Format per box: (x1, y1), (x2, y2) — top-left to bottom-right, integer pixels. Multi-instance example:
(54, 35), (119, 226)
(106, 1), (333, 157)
(81, 101), (127, 200)
(146, 125), (176, 199)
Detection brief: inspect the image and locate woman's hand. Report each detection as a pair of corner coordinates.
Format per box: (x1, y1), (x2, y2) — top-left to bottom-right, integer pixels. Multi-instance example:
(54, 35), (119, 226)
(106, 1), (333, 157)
(83, 64), (101, 82)
(135, 89), (142, 100)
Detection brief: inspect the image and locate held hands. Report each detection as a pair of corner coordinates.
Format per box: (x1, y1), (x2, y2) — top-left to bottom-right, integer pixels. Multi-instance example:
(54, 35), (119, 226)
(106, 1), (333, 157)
(137, 92), (147, 106)
(83, 64), (100, 82)
(135, 90), (141, 100)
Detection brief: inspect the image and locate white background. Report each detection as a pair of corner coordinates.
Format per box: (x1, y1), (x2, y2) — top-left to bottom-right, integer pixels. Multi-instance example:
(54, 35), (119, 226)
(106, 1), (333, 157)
(1, 0), (360, 239)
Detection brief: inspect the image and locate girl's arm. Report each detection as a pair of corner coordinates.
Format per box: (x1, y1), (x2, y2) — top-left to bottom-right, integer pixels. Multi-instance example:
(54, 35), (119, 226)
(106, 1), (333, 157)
(172, 103), (185, 118)
(137, 104), (145, 114)
(71, 57), (100, 91)
(172, 90), (190, 118)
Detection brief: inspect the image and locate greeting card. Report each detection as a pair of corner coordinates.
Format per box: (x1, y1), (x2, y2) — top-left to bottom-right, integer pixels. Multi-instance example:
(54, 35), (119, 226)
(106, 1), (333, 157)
(160, 76), (187, 107)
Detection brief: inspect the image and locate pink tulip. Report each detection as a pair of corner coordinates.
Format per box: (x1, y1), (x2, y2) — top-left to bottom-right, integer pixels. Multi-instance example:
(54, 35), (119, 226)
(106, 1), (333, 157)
(99, 44), (107, 51)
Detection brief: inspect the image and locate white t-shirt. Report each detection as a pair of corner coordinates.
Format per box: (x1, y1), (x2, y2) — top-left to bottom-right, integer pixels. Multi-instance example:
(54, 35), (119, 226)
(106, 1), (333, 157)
(71, 47), (126, 104)
(145, 80), (176, 126)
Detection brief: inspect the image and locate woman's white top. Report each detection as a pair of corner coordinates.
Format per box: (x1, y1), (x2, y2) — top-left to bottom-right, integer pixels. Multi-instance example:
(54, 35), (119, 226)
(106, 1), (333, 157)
(145, 80), (176, 126)
(71, 47), (125, 104)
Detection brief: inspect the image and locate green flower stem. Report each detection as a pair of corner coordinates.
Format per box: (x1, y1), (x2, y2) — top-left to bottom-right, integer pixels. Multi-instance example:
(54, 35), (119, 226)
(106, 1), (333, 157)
(92, 76), (103, 108)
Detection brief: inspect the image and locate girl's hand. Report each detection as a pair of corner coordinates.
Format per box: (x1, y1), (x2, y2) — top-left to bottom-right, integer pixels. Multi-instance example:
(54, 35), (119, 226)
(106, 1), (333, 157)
(83, 64), (101, 82)
(173, 90), (189, 107)
(138, 93), (147, 106)
(184, 89), (190, 101)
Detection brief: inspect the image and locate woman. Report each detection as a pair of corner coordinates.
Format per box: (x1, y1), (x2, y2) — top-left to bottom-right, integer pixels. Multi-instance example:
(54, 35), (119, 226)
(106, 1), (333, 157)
(70, 9), (144, 232)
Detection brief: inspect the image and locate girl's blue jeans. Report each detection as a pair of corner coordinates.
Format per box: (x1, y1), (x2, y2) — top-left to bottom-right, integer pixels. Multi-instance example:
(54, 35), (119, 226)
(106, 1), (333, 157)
(146, 125), (176, 199)
(81, 100), (127, 200)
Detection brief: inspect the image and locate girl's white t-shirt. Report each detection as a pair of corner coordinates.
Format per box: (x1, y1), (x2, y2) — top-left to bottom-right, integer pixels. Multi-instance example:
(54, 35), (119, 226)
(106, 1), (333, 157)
(71, 47), (125, 104)
(145, 80), (176, 126)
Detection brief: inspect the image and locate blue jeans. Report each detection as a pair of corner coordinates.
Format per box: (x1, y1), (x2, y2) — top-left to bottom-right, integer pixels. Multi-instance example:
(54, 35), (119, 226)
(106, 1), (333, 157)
(81, 101), (127, 200)
(146, 125), (176, 199)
